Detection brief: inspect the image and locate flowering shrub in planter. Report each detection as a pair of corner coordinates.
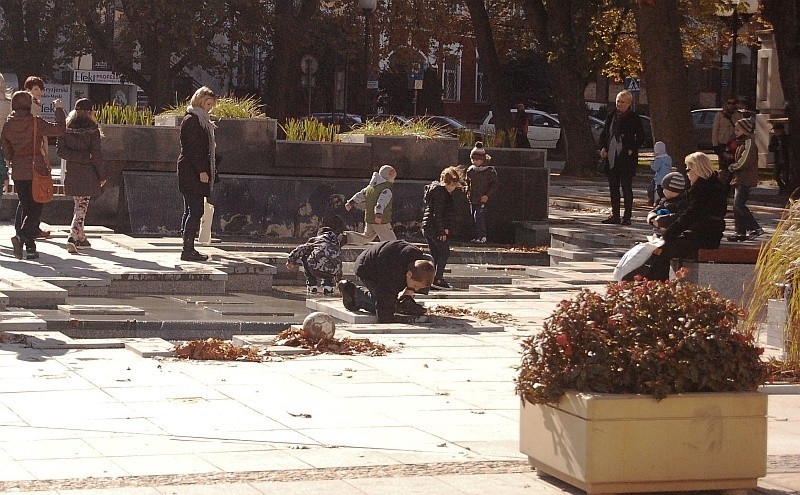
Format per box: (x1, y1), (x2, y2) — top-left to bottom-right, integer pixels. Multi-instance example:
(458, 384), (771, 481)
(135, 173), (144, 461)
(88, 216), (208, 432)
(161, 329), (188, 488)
(516, 270), (769, 404)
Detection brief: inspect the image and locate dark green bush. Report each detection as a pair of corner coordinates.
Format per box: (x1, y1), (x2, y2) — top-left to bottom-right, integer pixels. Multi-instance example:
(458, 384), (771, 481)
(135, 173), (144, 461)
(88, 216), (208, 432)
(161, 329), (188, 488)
(516, 271), (769, 404)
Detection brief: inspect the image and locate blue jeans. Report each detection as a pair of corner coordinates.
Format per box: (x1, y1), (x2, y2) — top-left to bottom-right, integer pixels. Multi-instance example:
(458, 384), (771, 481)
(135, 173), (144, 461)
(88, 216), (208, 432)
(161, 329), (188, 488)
(425, 235), (450, 282)
(471, 203), (486, 238)
(732, 185), (760, 234)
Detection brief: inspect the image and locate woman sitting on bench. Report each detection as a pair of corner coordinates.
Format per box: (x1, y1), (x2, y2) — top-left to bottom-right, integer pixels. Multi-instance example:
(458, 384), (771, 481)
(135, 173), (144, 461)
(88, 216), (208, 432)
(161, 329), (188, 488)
(647, 152), (728, 280)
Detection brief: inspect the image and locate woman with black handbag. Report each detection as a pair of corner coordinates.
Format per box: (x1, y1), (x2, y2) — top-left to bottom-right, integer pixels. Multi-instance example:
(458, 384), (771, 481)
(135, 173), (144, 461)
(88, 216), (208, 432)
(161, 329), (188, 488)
(0, 91), (65, 260)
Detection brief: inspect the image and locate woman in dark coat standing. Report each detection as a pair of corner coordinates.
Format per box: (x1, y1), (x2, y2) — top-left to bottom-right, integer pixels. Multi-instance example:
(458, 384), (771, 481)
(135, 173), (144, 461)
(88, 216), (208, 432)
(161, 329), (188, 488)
(599, 90), (645, 225)
(58, 98), (105, 253)
(177, 86), (217, 262)
(421, 166), (461, 290)
(647, 152), (728, 280)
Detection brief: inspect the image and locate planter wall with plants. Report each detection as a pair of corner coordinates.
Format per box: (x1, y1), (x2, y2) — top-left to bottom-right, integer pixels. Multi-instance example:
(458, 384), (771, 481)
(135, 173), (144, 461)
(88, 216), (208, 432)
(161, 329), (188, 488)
(155, 115), (278, 175)
(520, 391), (767, 494)
(457, 147), (547, 168)
(273, 141), (372, 178)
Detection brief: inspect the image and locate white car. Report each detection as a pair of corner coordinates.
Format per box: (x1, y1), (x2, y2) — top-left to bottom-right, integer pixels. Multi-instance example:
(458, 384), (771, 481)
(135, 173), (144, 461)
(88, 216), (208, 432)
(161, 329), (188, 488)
(479, 109), (561, 149)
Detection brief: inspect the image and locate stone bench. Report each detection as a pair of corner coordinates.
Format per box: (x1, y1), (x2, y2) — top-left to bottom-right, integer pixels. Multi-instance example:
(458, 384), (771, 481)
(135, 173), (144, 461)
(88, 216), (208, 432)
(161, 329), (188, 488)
(674, 243), (763, 304)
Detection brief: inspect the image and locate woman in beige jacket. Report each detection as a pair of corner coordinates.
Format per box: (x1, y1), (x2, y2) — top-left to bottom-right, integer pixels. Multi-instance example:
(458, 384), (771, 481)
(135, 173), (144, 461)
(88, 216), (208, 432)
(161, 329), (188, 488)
(0, 91), (65, 259)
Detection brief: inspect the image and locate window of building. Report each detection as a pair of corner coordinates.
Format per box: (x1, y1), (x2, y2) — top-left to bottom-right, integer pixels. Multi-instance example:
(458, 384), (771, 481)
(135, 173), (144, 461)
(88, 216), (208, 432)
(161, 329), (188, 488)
(475, 62), (487, 103)
(442, 57), (461, 102)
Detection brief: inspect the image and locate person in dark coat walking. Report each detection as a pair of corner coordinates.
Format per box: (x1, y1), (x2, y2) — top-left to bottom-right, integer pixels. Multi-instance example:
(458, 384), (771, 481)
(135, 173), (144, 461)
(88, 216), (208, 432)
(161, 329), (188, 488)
(57, 98), (106, 253)
(177, 86), (218, 262)
(646, 152), (728, 280)
(1, 91), (65, 260)
(337, 240), (435, 323)
(599, 90), (645, 225)
(422, 166), (462, 289)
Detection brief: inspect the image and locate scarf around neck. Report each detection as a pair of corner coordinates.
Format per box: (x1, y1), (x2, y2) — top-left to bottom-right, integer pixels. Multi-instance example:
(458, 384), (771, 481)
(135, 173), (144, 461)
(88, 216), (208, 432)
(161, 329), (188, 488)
(187, 105), (217, 192)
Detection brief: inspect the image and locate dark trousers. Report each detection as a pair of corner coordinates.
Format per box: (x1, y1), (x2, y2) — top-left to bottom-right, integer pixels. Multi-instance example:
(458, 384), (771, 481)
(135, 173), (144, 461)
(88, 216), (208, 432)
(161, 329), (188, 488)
(425, 235), (450, 282)
(301, 258), (334, 287)
(14, 180), (42, 250)
(471, 203), (487, 238)
(648, 236), (698, 281)
(181, 193), (204, 252)
(607, 166), (634, 221)
(732, 185), (760, 234)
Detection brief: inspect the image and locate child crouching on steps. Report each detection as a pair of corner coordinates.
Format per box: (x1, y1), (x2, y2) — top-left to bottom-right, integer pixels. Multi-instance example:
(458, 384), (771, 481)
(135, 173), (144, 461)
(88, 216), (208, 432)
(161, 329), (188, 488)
(286, 227), (343, 295)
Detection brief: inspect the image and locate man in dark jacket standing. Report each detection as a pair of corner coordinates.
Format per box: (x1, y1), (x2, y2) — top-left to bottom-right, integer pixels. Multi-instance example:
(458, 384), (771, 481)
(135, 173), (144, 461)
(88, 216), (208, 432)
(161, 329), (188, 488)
(337, 240), (435, 322)
(599, 90), (645, 225)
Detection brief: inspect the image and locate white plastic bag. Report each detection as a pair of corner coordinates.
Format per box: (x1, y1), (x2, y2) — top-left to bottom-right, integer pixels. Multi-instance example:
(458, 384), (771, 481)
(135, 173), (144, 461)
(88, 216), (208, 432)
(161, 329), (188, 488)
(197, 198), (215, 245)
(612, 237), (664, 281)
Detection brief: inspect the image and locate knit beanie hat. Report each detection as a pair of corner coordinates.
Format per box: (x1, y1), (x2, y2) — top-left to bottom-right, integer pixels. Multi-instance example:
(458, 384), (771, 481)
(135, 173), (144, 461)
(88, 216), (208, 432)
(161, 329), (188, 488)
(736, 118), (755, 135)
(470, 141), (491, 161)
(653, 141), (666, 156)
(74, 98), (93, 111)
(661, 172), (686, 193)
(378, 165), (397, 181)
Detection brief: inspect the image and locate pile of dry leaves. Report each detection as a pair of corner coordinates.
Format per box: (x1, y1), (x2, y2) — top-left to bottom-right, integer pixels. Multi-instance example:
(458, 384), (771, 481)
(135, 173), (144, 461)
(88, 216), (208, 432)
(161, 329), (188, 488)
(173, 329), (391, 362)
(174, 338), (264, 362)
(274, 327), (390, 356)
(428, 305), (515, 325)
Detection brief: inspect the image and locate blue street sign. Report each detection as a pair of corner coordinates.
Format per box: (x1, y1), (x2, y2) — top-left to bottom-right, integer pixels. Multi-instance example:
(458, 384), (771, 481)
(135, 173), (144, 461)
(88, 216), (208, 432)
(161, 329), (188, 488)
(624, 77), (641, 93)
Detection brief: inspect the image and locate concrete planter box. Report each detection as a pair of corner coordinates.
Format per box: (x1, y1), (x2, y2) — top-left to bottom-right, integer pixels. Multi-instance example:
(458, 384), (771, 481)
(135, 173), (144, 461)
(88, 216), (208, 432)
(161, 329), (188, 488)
(274, 140), (372, 178)
(519, 391), (767, 494)
(154, 115), (277, 175)
(458, 146), (547, 168)
(341, 134), (458, 180)
(101, 124), (179, 163)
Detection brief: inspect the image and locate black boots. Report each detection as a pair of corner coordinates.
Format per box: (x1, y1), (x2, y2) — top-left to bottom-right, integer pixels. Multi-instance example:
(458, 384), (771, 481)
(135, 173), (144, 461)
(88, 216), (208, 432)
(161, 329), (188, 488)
(180, 230), (208, 262)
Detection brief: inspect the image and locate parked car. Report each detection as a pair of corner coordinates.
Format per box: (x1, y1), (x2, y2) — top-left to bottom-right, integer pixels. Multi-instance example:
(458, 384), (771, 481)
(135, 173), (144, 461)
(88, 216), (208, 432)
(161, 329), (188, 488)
(411, 115), (476, 138)
(307, 112), (363, 132)
(479, 109), (561, 149)
(365, 114), (410, 125)
(692, 108), (754, 152)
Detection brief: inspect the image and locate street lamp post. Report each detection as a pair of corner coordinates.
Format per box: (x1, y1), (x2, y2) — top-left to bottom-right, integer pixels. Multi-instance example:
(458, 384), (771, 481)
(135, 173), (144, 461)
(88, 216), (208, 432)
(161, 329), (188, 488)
(716, 0), (758, 103)
(359, 0), (377, 121)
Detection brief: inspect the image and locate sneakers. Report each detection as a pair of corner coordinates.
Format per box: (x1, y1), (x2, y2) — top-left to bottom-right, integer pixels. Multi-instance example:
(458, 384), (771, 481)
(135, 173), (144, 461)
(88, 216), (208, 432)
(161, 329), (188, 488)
(322, 285), (335, 296)
(66, 238), (78, 254)
(620, 218), (632, 226)
(180, 250), (208, 262)
(747, 228), (764, 240)
(306, 285), (318, 295)
(25, 250), (39, 260)
(431, 279), (451, 290)
(76, 238), (92, 248)
(601, 216), (621, 225)
(727, 233), (747, 242)
(470, 237), (487, 244)
(10, 236), (23, 260)
(396, 295), (426, 316)
(338, 280), (358, 312)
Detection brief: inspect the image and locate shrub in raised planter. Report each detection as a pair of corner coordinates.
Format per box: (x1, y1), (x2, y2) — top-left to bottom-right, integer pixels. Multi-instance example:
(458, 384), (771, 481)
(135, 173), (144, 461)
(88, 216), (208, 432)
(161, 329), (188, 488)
(515, 271), (771, 494)
(516, 270), (769, 404)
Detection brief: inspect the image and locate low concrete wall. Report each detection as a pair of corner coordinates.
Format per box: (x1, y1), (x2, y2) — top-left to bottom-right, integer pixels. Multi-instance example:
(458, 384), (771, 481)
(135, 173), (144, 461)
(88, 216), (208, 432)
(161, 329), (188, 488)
(458, 147), (547, 168)
(273, 141), (372, 177)
(122, 168), (549, 243)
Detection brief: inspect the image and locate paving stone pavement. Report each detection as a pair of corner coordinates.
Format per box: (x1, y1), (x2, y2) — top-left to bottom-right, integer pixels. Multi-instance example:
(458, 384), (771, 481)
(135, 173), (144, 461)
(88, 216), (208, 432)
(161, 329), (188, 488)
(0, 176), (798, 494)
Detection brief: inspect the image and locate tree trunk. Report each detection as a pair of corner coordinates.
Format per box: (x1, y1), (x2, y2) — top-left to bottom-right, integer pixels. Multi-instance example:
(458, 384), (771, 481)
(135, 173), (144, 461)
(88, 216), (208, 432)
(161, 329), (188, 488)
(268, 0), (297, 124)
(633, 0), (696, 171)
(464, 0), (514, 136)
(763, 1), (800, 195)
(547, 4), (597, 177)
